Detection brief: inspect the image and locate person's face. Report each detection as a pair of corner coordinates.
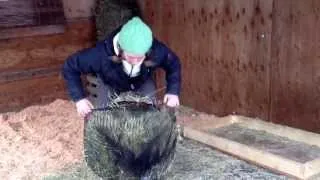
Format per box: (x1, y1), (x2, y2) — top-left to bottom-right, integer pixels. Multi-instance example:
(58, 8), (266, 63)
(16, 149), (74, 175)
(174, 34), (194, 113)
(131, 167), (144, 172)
(122, 51), (146, 65)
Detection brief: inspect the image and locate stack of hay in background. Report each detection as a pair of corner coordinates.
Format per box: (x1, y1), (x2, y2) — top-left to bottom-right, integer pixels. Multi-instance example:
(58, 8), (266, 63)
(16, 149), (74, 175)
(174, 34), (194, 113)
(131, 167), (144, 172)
(94, 0), (141, 41)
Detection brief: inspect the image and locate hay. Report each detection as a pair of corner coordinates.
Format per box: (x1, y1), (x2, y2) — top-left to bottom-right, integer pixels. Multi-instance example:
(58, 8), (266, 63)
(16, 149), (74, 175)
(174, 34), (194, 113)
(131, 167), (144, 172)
(0, 97), (313, 179)
(83, 92), (178, 179)
(94, 0), (141, 41)
(45, 139), (291, 180)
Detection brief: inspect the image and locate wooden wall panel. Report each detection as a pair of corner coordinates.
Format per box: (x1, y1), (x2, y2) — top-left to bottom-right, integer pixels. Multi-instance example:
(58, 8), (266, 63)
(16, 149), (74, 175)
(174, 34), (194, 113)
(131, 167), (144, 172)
(270, 1), (320, 132)
(141, 0), (273, 119)
(0, 75), (67, 113)
(0, 20), (95, 72)
(139, 0), (320, 132)
(0, 19), (96, 112)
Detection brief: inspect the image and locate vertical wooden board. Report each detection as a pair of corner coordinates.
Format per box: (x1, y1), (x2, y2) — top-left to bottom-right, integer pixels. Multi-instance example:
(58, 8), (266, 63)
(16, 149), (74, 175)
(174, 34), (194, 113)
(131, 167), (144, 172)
(166, 0), (186, 100)
(192, 0), (213, 111)
(178, 0), (194, 105)
(187, 0), (202, 108)
(270, 1), (320, 132)
(172, 0), (184, 79)
(180, 0), (198, 106)
(208, 0), (237, 115)
(206, 0), (225, 113)
(139, 0), (154, 29)
(191, 0), (272, 119)
(226, 0), (272, 119)
(178, 0), (191, 105)
(166, 0), (179, 58)
(147, 0), (167, 98)
(230, 0), (272, 120)
(155, 0), (169, 98)
(161, 0), (172, 45)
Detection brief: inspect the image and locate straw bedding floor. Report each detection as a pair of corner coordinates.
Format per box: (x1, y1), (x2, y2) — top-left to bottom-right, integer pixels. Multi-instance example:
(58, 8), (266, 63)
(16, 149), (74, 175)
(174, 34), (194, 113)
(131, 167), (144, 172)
(0, 99), (308, 180)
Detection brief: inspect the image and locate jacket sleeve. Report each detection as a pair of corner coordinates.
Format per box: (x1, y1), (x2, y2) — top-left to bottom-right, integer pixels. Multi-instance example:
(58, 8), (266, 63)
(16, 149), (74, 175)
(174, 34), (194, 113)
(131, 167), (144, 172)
(159, 45), (182, 96)
(62, 42), (105, 102)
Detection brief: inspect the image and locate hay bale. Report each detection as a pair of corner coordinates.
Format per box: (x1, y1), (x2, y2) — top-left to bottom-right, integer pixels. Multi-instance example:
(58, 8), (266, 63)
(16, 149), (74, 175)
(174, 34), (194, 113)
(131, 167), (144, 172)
(94, 0), (141, 41)
(83, 92), (178, 179)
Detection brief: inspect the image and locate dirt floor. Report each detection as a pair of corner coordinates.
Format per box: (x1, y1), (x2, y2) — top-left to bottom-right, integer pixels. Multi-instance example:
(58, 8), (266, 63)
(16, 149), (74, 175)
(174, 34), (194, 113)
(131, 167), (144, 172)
(0, 99), (316, 179)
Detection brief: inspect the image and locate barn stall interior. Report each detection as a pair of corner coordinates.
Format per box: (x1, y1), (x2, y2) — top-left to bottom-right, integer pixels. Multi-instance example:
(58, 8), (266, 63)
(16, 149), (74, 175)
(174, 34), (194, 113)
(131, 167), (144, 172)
(0, 0), (320, 179)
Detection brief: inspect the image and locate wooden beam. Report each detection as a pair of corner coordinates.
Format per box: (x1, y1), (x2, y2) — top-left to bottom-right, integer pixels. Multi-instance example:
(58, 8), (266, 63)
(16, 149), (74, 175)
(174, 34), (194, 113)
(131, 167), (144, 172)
(182, 115), (320, 179)
(183, 127), (305, 179)
(0, 25), (65, 40)
(0, 67), (61, 83)
(235, 116), (320, 147)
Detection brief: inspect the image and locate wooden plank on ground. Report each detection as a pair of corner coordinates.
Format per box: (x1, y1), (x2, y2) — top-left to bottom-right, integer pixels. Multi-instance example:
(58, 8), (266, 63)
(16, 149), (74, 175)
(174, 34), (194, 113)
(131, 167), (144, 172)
(184, 126), (305, 179)
(182, 115), (320, 179)
(235, 116), (320, 147)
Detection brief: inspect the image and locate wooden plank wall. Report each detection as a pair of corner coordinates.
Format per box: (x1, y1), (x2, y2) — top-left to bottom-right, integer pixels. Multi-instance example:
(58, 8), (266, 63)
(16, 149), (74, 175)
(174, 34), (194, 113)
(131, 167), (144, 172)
(139, 0), (320, 133)
(0, 20), (96, 112)
(270, 1), (320, 132)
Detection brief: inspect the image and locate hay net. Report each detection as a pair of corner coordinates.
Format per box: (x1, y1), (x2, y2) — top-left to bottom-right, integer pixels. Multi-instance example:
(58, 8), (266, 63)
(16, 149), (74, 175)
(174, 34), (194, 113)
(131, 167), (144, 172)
(83, 92), (178, 179)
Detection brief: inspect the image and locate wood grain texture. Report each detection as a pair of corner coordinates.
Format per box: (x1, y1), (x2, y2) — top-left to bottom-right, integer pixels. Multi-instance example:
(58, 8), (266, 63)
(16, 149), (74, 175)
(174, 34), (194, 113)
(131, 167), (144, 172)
(0, 75), (68, 113)
(141, 0), (273, 120)
(0, 24), (65, 40)
(0, 19), (95, 112)
(0, 20), (95, 72)
(183, 115), (320, 179)
(270, 0), (320, 132)
(0, 0), (65, 28)
(140, 0), (320, 133)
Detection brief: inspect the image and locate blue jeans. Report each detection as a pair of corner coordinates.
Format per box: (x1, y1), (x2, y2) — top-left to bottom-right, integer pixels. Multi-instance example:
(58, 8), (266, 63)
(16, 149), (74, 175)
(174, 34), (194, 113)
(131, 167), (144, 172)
(94, 76), (157, 108)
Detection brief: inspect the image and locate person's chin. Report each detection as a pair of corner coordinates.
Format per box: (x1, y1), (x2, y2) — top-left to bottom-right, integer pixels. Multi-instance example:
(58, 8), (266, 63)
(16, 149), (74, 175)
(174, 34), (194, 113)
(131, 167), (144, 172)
(130, 62), (140, 65)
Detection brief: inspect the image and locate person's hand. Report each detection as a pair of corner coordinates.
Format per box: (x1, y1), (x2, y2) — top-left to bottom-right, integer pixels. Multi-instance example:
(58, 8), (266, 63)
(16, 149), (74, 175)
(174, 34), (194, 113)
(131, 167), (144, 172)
(75, 98), (94, 118)
(163, 94), (180, 107)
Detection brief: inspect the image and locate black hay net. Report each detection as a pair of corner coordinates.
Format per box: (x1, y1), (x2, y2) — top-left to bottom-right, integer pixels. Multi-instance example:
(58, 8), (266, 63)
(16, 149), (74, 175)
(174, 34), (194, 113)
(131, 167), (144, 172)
(83, 92), (178, 179)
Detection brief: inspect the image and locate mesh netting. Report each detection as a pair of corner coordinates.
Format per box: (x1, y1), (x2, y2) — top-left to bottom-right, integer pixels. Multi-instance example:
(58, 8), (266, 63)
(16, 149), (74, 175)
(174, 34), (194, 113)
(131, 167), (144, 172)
(83, 92), (178, 179)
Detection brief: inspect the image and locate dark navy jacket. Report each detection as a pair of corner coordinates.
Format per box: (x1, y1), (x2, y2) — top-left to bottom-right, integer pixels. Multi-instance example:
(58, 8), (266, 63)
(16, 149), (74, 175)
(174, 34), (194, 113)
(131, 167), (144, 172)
(62, 28), (181, 102)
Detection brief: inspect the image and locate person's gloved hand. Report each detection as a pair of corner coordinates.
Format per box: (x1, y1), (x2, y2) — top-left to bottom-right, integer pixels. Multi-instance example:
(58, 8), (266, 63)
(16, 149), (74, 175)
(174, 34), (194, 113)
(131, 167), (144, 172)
(75, 98), (94, 118)
(163, 94), (180, 107)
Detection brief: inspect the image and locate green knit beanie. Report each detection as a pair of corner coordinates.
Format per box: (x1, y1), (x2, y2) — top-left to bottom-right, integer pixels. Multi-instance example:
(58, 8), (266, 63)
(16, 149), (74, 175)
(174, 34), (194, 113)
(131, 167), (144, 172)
(118, 17), (153, 55)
